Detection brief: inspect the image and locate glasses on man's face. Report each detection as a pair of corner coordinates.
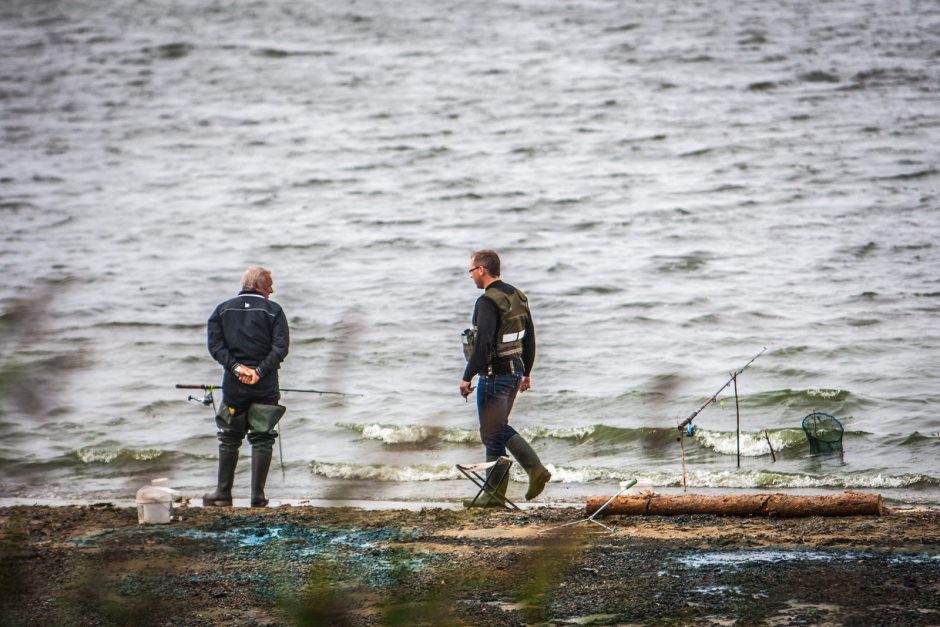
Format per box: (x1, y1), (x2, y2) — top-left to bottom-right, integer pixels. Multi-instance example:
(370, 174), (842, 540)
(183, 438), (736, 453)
(468, 266), (481, 274)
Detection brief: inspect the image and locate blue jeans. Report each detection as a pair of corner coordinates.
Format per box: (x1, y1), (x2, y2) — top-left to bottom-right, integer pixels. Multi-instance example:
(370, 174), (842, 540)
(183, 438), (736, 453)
(476, 372), (522, 458)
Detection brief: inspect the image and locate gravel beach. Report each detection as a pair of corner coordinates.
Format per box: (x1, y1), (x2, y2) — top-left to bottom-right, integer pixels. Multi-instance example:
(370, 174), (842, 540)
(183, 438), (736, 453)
(2, 502), (939, 626)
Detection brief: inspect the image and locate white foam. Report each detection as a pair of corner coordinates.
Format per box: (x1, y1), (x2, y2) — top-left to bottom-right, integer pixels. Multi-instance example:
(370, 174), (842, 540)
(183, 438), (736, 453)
(309, 461), (461, 482)
(336, 422), (596, 444)
(336, 422), (478, 444)
(806, 388), (844, 399)
(519, 426), (597, 441)
(359, 423), (440, 444)
(693, 428), (806, 457)
(74, 448), (166, 464)
(682, 469), (934, 489)
(306, 460), (937, 490)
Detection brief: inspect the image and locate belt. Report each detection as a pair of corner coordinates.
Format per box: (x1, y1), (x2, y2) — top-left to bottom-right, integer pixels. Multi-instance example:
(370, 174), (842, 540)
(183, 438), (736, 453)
(486, 359), (519, 376)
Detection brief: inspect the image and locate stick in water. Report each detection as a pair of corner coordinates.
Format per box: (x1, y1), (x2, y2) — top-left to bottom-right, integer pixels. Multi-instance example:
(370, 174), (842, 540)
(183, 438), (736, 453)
(764, 430), (776, 462)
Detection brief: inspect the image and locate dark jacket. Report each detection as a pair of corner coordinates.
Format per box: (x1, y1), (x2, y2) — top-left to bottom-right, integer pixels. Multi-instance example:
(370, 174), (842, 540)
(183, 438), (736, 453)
(208, 290), (289, 398)
(462, 280), (536, 381)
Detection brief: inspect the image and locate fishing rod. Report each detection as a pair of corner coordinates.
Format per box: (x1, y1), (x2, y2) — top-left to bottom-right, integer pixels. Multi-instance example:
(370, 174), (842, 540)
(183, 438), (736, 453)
(175, 384), (362, 397)
(174, 383), (360, 482)
(176, 384), (220, 413)
(676, 347), (766, 432)
(674, 347), (767, 489)
(279, 387), (363, 397)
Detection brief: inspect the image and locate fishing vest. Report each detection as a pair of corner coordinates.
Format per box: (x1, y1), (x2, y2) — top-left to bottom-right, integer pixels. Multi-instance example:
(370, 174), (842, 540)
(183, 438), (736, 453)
(462, 285), (530, 362)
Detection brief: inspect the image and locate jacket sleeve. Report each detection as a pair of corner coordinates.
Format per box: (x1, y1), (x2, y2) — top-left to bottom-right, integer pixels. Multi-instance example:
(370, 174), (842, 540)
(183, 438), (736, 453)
(462, 297), (499, 382)
(207, 305), (237, 372)
(256, 308), (290, 379)
(522, 309), (536, 376)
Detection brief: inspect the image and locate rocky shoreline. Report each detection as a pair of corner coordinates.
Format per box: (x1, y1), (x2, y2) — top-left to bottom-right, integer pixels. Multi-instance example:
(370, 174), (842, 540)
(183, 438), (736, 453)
(2, 503), (939, 625)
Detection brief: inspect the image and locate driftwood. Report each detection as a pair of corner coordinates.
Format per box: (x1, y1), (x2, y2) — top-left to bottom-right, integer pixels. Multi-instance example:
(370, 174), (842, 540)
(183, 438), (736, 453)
(585, 491), (883, 518)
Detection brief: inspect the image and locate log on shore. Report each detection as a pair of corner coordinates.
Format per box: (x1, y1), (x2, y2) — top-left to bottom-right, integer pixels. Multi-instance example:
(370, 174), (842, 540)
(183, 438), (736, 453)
(585, 491), (883, 517)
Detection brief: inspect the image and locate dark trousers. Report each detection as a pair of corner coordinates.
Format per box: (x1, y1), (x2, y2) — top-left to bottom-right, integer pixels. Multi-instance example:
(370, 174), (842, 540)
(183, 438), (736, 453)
(476, 372), (522, 458)
(221, 371), (279, 413)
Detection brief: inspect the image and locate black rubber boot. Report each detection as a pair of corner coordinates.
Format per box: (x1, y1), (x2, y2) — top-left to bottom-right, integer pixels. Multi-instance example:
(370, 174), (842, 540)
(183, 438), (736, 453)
(506, 434), (552, 500)
(464, 456), (512, 508)
(202, 448), (238, 507)
(250, 449), (273, 507)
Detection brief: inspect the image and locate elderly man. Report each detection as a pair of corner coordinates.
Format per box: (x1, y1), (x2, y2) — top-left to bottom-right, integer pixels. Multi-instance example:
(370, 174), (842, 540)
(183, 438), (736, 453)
(460, 249), (551, 506)
(203, 266), (289, 507)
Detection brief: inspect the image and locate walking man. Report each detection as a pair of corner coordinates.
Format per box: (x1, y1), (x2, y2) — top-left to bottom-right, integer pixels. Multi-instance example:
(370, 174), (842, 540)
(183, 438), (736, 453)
(460, 249), (551, 505)
(203, 266), (289, 507)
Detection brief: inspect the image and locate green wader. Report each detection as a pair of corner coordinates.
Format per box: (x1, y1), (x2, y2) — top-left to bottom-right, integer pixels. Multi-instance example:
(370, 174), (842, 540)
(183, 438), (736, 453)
(202, 403), (286, 507)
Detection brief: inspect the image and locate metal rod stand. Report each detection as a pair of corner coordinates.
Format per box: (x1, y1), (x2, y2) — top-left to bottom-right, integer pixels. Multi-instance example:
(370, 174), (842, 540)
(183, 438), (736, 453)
(538, 479), (638, 535)
(734, 373), (741, 468)
(680, 432), (688, 492)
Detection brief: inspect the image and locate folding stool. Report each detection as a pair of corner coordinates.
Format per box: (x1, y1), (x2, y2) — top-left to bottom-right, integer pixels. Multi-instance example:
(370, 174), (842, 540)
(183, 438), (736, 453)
(455, 456), (520, 510)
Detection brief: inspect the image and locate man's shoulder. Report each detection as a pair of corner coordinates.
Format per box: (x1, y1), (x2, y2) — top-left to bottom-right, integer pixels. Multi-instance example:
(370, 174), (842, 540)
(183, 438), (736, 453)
(215, 294), (248, 310)
(215, 294), (283, 313)
(211, 295), (240, 314)
(484, 281), (527, 300)
(476, 292), (500, 307)
(253, 297), (284, 315)
(216, 294), (241, 307)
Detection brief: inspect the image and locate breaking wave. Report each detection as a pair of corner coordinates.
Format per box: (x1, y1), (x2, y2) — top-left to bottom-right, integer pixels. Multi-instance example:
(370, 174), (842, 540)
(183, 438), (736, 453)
(336, 422), (867, 457)
(691, 428), (810, 456)
(550, 467), (940, 489)
(310, 461), (461, 481)
(742, 387), (867, 409)
(67, 448), (216, 466)
(308, 460), (939, 489)
(337, 422), (597, 444)
(73, 448), (169, 464)
(336, 422), (722, 446)
(336, 422), (476, 444)
(680, 469), (939, 490)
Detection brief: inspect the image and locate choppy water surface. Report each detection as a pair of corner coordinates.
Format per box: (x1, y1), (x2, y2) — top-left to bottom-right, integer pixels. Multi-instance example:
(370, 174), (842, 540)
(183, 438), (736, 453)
(1, 0), (939, 505)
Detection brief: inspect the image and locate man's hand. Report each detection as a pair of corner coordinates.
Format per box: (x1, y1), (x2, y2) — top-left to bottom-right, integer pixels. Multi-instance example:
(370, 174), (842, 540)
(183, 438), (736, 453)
(236, 366), (260, 385)
(519, 376), (532, 393)
(459, 379), (474, 401)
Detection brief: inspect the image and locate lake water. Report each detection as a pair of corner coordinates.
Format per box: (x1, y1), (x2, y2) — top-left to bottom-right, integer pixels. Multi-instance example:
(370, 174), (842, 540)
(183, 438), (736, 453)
(1, 0), (938, 507)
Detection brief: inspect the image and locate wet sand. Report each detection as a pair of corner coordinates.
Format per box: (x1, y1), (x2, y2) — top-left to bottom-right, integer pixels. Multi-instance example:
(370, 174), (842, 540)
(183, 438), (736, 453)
(2, 502), (939, 626)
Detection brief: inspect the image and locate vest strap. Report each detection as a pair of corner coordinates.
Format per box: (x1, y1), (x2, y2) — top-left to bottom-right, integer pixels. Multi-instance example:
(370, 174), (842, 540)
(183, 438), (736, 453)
(501, 330), (525, 343)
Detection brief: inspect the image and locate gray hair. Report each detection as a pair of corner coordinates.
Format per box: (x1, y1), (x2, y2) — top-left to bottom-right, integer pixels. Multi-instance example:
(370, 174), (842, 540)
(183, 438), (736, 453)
(240, 266), (272, 291)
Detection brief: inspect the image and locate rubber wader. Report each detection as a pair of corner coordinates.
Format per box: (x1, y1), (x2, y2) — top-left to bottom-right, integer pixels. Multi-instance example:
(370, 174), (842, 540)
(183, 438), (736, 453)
(506, 434), (552, 500)
(464, 455), (512, 508)
(247, 403), (286, 434)
(251, 449), (273, 507)
(246, 404), (284, 508)
(202, 448), (238, 507)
